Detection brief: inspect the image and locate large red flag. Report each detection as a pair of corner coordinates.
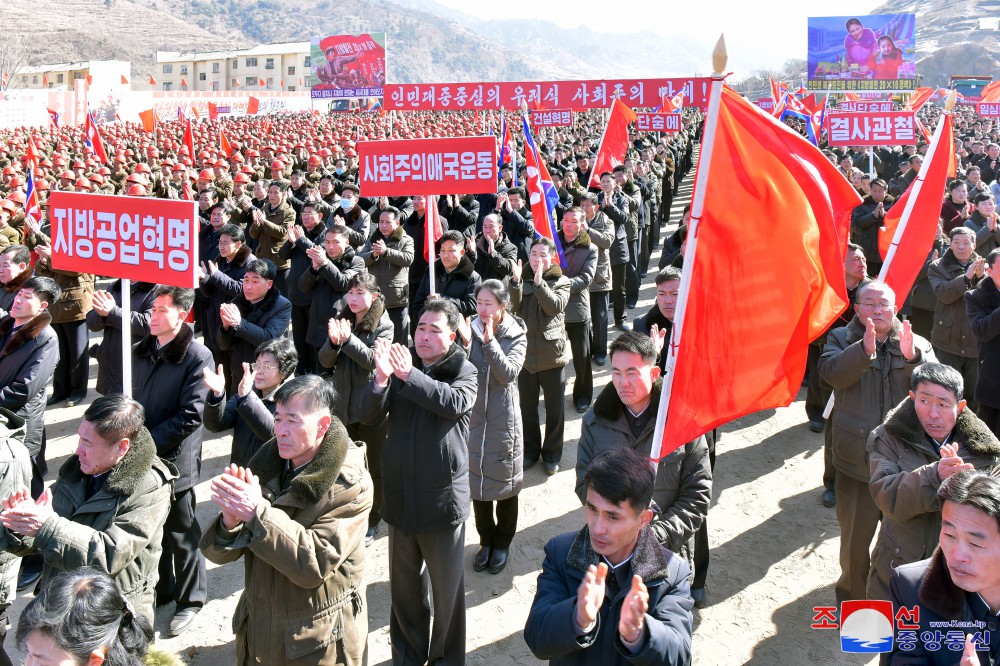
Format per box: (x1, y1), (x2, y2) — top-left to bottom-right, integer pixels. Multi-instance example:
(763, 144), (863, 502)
(980, 81), (1000, 103)
(138, 109), (156, 133)
(183, 117), (195, 158)
(208, 102), (218, 121)
(905, 87), (935, 112)
(587, 99), (638, 188)
(247, 97), (260, 115)
(877, 112), (955, 298)
(657, 85), (861, 457)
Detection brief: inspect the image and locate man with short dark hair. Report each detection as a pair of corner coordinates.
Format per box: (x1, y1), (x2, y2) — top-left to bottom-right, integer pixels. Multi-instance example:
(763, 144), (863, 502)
(559, 208), (597, 413)
(525, 446), (693, 665)
(413, 230), (481, 318)
(249, 180), (295, 294)
(359, 299), (477, 665)
(867, 363), (1000, 601)
(580, 193), (617, 365)
(201, 376), (373, 665)
(132, 286), (214, 636)
(597, 172), (631, 330)
(633, 267), (681, 373)
(279, 200), (328, 375)
(333, 183), (371, 249)
(0, 395), (174, 623)
(0, 245), (32, 316)
(576, 331), (712, 605)
(888, 470), (1000, 662)
(360, 206), (414, 345)
(852, 179), (895, 277)
(217, 258), (291, 392)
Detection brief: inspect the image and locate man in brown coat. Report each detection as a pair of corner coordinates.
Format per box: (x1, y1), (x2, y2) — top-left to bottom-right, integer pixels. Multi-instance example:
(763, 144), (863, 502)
(819, 280), (934, 603)
(201, 375), (372, 665)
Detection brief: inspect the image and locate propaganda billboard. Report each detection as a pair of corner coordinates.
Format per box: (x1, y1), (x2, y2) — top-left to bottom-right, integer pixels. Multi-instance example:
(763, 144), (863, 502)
(310, 33), (386, 100)
(807, 14), (917, 92)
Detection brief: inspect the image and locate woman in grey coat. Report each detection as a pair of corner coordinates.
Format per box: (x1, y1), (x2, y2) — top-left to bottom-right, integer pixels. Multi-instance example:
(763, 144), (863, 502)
(460, 280), (526, 575)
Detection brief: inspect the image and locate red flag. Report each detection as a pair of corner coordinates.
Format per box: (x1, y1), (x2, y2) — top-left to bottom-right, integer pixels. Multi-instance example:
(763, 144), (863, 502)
(1, 72), (8, 89)
(121, 74), (129, 85)
(258, 77), (265, 87)
(190, 106), (199, 119)
(523, 116), (565, 265)
(181, 77), (188, 87)
(843, 92), (861, 102)
(220, 128), (234, 157)
(25, 138), (39, 167)
(182, 179), (193, 202)
(85, 73), (93, 85)
(149, 74), (156, 85)
(233, 79), (241, 88)
(138, 109), (156, 133)
(42, 73), (49, 87)
(424, 194), (444, 264)
(587, 99), (638, 188)
(262, 118), (272, 135)
(657, 85), (861, 457)
(207, 102), (218, 121)
(905, 87), (935, 112)
(980, 81), (1000, 103)
(183, 117), (195, 158)
(247, 97), (260, 115)
(877, 113), (956, 298)
(85, 111), (110, 164)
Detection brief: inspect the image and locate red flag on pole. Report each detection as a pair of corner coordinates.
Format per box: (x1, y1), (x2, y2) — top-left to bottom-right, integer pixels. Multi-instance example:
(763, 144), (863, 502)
(148, 75), (156, 86)
(587, 99), (638, 188)
(905, 87), (935, 112)
(247, 97), (260, 115)
(25, 138), (39, 167)
(85, 111), (109, 164)
(181, 77), (188, 88)
(979, 81), (1000, 103)
(425, 195), (444, 294)
(121, 74), (129, 85)
(654, 84), (861, 459)
(220, 128), (234, 157)
(183, 117), (195, 158)
(258, 77), (265, 87)
(138, 109), (156, 133)
(877, 107), (956, 298)
(85, 73), (93, 85)
(207, 102), (218, 121)
(42, 73), (49, 87)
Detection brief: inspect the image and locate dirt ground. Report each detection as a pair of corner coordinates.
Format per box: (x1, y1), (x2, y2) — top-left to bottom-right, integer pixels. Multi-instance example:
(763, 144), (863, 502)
(5, 155), (882, 665)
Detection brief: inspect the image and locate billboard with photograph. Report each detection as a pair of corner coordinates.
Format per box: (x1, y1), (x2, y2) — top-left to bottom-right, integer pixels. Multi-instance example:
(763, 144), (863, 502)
(310, 33), (386, 100)
(807, 14), (917, 92)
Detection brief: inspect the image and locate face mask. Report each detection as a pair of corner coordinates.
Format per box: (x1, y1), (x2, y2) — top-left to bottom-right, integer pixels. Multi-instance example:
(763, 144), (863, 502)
(341, 198), (354, 210)
(335, 167), (345, 175)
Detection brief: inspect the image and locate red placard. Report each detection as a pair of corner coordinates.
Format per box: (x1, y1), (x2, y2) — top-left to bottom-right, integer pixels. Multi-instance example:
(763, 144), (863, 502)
(49, 192), (199, 289)
(636, 113), (682, 132)
(756, 97), (774, 111)
(530, 109), (573, 127)
(826, 111), (916, 146)
(359, 136), (498, 197)
(838, 101), (894, 112)
(384, 78), (711, 111)
(978, 102), (1000, 117)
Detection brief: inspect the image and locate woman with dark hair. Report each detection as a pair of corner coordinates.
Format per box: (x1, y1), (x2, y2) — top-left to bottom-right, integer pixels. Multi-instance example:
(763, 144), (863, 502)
(203, 337), (297, 467)
(16, 567), (180, 666)
(459, 279), (526, 574)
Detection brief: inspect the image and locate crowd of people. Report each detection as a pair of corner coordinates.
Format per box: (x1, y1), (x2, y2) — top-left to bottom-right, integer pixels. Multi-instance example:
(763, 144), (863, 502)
(0, 105), (714, 665)
(1, 91), (999, 664)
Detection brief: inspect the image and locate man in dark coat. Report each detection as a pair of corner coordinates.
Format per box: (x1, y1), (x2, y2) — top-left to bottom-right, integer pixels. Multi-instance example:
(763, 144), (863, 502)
(525, 447), (693, 665)
(402, 196), (449, 305)
(851, 179), (895, 277)
(0, 395), (174, 624)
(467, 213), (517, 285)
(360, 206), (414, 345)
(298, 225), (365, 372)
(965, 247), (1000, 436)
(412, 230), (481, 319)
(358, 299), (477, 665)
(0, 245), (33, 317)
(331, 183), (371, 249)
(86, 279), (157, 396)
(888, 471), (1000, 664)
(559, 208), (597, 413)
(132, 285), (214, 637)
(217, 258), (291, 392)
(597, 174), (632, 330)
(278, 200), (328, 375)
(633, 267), (680, 374)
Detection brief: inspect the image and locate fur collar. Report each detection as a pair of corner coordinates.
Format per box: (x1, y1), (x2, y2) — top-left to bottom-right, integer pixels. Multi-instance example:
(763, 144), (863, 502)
(435, 254), (475, 280)
(133, 322), (195, 364)
(409, 342), (467, 383)
(566, 525), (670, 584)
(1, 268), (30, 295)
(843, 314), (903, 347)
(862, 194), (895, 207)
(524, 263), (564, 281)
(249, 417), (350, 505)
(370, 225), (404, 244)
(640, 304), (671, 331)
(883, 397), (1000, 457)
(559, 229), (591, 248)
(0, 311), (52, 358)
(939, 247), (978, 271)
(332, 245), (357, 268)
(232, 283), (281, 317)
(337, 293), (385, 333)
(972, 275), (1000, 306)
(918, 547), (967, 620)
(220, 243), (252, 270)
(59, 426), (157, 496)
(593, 377), (662, 422)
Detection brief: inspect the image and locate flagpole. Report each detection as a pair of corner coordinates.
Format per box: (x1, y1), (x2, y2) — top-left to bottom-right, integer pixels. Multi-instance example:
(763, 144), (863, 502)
(648, 35), (727, 465)
(585, 105), (612, 188)
(427, 194), (437, 295)
(876, 89), (955, 280)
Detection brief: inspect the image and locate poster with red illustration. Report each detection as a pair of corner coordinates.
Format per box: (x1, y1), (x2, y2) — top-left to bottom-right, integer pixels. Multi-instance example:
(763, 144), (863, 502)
(310, 33), (386, 100)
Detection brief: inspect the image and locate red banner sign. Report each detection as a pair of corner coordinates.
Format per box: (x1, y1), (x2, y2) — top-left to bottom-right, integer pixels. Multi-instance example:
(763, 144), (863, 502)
(530, 109), (573, 127)
(826, 111), (916, 146)
(49, 192), (199, 288)
(384, 78), (711, 111)
(636, 113), (683, 132)
(756, 97), (774, 111)
(838, 101), (894, 112)
(979, 102), (1000, 117)
(359, 136), (498, 197)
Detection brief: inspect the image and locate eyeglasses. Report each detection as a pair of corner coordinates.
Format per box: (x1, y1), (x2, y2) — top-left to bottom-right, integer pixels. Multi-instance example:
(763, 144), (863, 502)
(857, 301), (892, 310)
(250, 362), (278, 372)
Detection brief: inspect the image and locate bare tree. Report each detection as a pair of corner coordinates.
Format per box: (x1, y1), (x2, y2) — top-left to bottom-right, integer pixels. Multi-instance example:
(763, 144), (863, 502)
(0, 35), (28, 92)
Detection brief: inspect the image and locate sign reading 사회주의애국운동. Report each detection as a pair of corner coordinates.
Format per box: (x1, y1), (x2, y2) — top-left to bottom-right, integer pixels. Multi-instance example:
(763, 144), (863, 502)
(310, 33), (386, 100)
(807, 14), (917, 92)
(825, 110), (916, 146)
(48, 191), (199, 289)
(384, 78), (712, 111)
(358, 136), (498, 197)
(636, 113), (682, 133)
